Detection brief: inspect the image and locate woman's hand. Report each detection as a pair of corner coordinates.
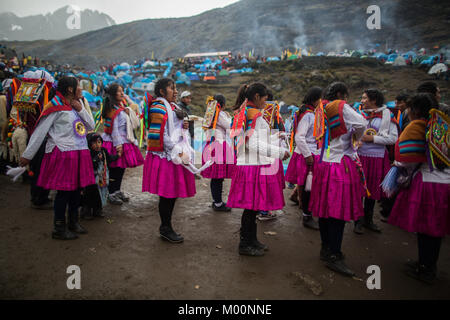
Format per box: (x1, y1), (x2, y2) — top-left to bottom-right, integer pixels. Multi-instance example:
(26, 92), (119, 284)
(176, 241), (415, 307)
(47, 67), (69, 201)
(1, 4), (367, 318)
(71, 99), (83, 112)
(19, 157), (30, 167)
(305, 155), (314, 166)
(116, 145), (123, 157)
(361, 134), (374, 143)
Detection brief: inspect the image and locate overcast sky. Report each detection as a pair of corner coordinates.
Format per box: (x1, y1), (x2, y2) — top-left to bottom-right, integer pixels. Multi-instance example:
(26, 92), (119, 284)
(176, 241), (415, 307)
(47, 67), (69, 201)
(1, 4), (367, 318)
(0, 0), (241, 24)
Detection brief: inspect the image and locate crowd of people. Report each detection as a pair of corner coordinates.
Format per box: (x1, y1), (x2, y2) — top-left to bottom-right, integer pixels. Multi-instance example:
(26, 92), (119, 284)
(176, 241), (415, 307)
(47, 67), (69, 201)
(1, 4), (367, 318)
(0, 65), (448, 287)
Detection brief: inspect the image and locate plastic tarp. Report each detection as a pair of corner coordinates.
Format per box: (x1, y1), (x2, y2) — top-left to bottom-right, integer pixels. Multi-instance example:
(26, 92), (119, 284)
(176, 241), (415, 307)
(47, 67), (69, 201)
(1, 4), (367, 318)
(393, 56), (407, 66)
(267, 56), (280, 61)
(428, 63), (448, 75)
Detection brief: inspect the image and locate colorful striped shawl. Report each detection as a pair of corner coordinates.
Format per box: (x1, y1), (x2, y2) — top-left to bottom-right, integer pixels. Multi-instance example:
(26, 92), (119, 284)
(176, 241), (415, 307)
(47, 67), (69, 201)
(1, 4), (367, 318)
(38, 91), (72, 119)
(324, 100), (347, 139)
(395, 119), (427, 163)
(147, 100), (169, 152)
(104, 105), (125, 135)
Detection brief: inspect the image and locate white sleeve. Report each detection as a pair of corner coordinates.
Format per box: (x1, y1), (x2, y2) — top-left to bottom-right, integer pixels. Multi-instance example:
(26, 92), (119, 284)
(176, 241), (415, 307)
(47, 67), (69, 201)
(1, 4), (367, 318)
(77, 108), (95, 131)
(295, 114), (313, 158)
(343, 104), (367, 140)
(22, 113), (57, 160)
(247, 118), (285, 160)
(217, 111), (231, 130)
(373, 121), (398, 146)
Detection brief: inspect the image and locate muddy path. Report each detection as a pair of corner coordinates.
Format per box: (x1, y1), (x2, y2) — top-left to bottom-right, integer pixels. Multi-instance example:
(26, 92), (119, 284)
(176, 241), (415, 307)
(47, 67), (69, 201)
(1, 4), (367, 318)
(0, 167), (449, 299)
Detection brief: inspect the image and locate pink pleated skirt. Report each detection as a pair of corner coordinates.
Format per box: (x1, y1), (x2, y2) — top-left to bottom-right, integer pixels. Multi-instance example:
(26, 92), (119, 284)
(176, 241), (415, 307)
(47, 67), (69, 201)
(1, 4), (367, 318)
(37, 147), (95, 191)
(389, 172), (450, 238)
(277, 159), (286, 190)
(285, 153), (319, 186)
(201, 140), (236, 179)
(103, 141), (144, 169)
(142, 152), (196, 199)
(227, 164), (286, 211)
(359, 152), (391, 200)
(309, 156), (365, 222)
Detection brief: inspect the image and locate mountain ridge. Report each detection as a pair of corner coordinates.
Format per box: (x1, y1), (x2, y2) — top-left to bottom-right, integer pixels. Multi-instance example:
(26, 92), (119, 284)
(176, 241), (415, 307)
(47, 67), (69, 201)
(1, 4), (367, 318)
(2, 0), (449, 68)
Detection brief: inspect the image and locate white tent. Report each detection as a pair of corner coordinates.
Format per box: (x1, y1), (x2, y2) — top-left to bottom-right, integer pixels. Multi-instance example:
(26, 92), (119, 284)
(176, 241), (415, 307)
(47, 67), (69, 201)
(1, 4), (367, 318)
(393, 56), (407, 66)
(428, 63), (448, 75)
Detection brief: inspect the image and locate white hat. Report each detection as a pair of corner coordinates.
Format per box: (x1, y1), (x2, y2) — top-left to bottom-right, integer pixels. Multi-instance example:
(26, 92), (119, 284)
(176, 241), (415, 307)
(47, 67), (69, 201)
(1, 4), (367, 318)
(180, 91), (191, 99)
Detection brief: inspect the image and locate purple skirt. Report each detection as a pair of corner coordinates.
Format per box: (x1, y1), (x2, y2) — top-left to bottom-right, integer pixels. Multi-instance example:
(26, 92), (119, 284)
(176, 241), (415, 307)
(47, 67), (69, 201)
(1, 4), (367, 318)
(359, 152), (391, 200)
(103, 141), (144, 169)
(142, 152), (196, 199)
(201, 141), (236, 179)
(389, 172), (450, 238)
(37, 147), (95, 191)
(309, 156), (365, 222)
(227, 164), (286, 211)
(285, 153), (319, 186)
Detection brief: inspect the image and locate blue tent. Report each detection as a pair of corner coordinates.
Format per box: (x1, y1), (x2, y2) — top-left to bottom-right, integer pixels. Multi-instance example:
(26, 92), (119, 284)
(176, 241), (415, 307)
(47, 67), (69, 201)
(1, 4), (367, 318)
(387, 54), (398, 63)
(82, 90), (102, 105)
(386, 101), (396, 109)
(188, 74), (200, 81)
(316, 52), (325, 56)
(267, 57), (280, 62)
(240, 58), (249, 64)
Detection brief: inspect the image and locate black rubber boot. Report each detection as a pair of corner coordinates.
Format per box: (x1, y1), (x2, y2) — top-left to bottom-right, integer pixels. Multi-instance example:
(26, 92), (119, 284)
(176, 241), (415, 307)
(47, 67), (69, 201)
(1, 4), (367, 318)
(239, 229), (264, 257)
(363, 209), (382, 233)
(68, 210), (88, 234)
(81, 205), (93, 221)
(405, 264), (437, 285)
(325, 253), (355, 277)
(52, 219), (78, 240)
(159, 226), (184, 243)
(353, 218), (364, 235)
(250, 222), (268, 252)
(320, 244), (331, 261)
(93, 208), (105, 218)
(303, 215), (319, 230)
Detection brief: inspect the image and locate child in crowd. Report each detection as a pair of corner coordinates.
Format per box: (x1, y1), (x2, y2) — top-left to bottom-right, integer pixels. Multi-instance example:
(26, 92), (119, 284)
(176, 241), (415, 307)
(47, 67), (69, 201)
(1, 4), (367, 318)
(81, 133), (119, 220)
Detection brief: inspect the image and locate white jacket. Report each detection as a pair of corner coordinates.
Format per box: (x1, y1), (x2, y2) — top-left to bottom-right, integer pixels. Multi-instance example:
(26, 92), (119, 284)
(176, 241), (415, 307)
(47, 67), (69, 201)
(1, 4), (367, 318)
(236, 116), (286, 166)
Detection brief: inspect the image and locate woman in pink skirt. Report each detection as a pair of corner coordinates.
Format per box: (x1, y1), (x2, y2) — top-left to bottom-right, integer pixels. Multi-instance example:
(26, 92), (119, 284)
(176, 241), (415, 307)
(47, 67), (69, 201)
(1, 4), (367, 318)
(201, 94), (235, 212)
(101, 83), (144, 205)
(20, 77), (95, 240)
(388, 93), (449, 284)
(355, 88), (398, 234)
(142, 78), (196, 243)
(227, 83), (290, 257)
(285, 87), (323, 230)
(309, 82), (367, 276)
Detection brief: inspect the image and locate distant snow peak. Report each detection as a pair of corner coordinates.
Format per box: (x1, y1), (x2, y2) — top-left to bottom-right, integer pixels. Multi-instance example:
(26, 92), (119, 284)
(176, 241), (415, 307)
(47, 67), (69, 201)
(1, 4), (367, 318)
(11, 24), (23, 31)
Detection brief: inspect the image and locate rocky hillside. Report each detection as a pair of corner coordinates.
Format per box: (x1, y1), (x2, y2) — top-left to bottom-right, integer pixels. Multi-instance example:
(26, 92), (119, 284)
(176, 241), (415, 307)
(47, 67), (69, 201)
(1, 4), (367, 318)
(0, 5), (115, 41)
(177, 57), (449, 116)
(3, 0), (449, 67)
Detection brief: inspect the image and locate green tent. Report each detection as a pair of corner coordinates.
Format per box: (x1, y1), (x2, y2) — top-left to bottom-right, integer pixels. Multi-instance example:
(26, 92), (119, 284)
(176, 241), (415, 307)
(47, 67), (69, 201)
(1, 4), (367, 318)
(288, 54), (299, 60)
(219, 69), (230, 76)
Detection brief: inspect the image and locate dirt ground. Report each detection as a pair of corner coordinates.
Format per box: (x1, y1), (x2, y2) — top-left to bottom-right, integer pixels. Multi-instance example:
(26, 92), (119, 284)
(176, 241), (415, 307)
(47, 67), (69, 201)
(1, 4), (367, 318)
(0, 165), (449, 300)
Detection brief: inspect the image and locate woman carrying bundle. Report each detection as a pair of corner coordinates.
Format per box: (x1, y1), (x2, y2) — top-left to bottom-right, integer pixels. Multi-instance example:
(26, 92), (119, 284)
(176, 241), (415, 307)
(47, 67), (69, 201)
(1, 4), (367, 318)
(142, 78), (196, 243)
